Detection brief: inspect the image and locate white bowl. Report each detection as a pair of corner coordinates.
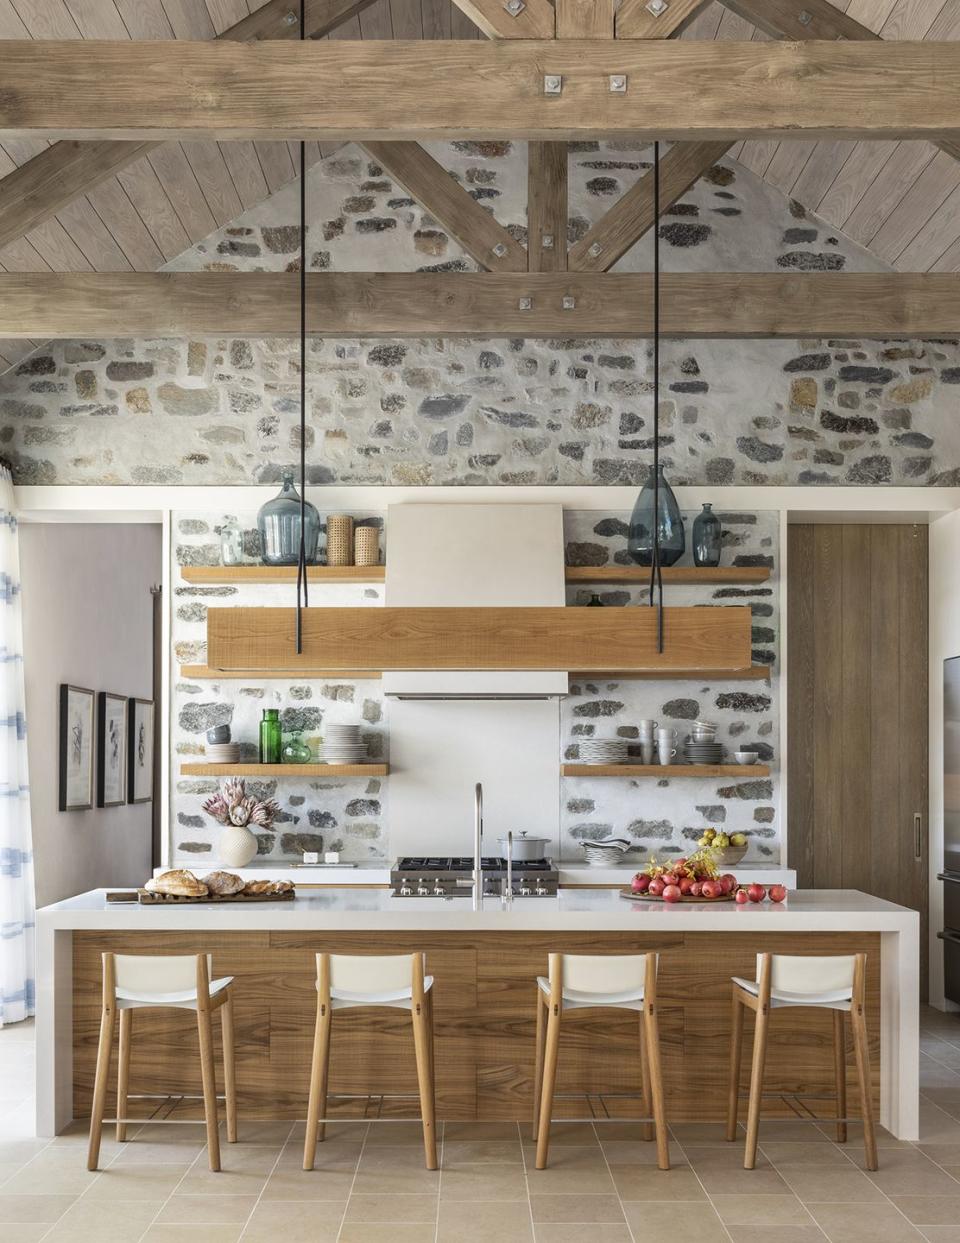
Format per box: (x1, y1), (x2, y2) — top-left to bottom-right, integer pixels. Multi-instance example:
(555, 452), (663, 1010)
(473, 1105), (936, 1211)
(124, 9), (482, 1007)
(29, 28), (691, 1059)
(734, 751), (758, 765)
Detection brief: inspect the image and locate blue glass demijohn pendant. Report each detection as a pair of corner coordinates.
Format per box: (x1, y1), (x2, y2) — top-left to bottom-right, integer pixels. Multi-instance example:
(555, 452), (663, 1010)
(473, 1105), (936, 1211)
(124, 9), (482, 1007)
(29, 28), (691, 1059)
(627, 465), (685, 567)
(257, 469), (320, 566)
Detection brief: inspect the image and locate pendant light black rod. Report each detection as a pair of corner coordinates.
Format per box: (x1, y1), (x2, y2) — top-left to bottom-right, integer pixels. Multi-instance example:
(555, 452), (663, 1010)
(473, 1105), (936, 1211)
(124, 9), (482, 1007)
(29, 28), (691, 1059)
(295, 0), (308, 654)
(649, 140), (664, 654)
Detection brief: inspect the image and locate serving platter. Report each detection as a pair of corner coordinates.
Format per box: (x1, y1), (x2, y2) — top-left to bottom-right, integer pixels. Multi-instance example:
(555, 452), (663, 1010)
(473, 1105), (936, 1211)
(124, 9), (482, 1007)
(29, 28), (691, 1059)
(136, 888), (295, 905)
(619, 888), (735, 904)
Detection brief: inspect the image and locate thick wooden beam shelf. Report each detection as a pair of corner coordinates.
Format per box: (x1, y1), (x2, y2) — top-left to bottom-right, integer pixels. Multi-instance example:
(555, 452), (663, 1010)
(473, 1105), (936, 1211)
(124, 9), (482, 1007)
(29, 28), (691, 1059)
(179, 666), (383, 681)
(180, 763), (389, 778)
(181, 566), (384, 585)
(570, 666), (772, 681)
(562, 763), (770, 778)
(566, 565), (770, 585)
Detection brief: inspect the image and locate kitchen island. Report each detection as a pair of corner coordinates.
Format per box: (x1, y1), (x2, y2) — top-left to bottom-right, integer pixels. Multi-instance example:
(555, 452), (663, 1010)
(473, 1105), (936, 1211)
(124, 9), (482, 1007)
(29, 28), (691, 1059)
(37, 888), (918, 1140)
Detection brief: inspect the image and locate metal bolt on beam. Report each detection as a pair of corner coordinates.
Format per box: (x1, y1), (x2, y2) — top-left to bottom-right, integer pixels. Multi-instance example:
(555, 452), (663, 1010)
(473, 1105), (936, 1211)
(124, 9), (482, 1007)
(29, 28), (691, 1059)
(544, 75), (563, 96)
(518, 297), (533, 311)
(798, 10), (813, 24)
(588, 242), (604, 258)
(283, 11), (298, 23)
(645, 0), (668, 15)
(562, 296), (576, 310)
(609, 75), (627, 94)
(542, 234), (555, 250)
(492, 243), (508, 258)
(503, 0), (525, 14)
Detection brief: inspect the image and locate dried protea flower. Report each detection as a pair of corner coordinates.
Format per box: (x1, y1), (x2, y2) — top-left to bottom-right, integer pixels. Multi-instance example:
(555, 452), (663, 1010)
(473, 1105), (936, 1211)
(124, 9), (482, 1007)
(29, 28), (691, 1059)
(229, 796), (257, 827)
(250, 800), (280, 827)
(223, 777), (246, 807)
(201, 792), (229, 825)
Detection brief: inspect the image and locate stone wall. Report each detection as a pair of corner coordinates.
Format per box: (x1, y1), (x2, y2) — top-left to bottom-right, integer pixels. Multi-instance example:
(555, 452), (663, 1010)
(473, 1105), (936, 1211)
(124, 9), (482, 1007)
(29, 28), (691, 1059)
(172, 506), (779, 867)
(2, 142), (958, 487)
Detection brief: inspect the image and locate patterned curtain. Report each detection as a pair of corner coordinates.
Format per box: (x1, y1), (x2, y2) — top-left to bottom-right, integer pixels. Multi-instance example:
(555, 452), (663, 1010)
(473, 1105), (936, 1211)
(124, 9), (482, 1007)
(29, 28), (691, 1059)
(0, 466), (34, 1026)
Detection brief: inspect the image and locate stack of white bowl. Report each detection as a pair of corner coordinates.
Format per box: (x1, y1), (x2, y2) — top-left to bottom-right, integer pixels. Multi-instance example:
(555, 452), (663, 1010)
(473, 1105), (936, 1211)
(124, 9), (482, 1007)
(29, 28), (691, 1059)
(577, 738), (629, 765)
(321, 723), (368, 765)
(206, 741), (239, 763)
(581, 837), (633, 867)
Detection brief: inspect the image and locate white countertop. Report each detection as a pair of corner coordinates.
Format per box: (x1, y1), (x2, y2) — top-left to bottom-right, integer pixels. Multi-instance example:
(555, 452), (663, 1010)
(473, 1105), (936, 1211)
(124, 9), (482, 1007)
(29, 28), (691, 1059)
(40, 887), (916, 933)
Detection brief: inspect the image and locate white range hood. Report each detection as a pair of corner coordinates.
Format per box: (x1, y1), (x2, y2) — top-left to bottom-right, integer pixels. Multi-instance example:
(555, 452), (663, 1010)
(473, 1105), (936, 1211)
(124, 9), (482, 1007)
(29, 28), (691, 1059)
(382, 503), (568, 700)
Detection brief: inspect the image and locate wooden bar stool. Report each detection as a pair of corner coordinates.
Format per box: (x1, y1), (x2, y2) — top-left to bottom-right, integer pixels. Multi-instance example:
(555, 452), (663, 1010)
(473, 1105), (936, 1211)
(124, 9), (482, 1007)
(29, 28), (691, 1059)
(303, 952), (437, 1172)
(726, 952), (877, 1171)
(533, 952), (669, 1171)
(87, 952), (236, 1172)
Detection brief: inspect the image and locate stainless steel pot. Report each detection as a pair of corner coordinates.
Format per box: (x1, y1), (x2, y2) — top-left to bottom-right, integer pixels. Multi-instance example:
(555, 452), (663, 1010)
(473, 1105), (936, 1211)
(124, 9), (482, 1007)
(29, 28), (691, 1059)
(497, 831), (551, 861)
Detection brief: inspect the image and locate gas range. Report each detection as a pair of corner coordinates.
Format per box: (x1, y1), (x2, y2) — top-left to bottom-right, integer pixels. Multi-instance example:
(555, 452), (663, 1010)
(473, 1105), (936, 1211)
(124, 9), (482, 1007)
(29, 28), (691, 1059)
(390, 856), (559, 899)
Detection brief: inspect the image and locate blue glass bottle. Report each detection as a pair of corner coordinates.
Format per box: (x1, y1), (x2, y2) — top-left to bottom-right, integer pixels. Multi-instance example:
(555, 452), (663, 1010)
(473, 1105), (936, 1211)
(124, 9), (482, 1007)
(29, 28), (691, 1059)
(257, 470), (320, 566)
(692, 503), (723, 568)
(627, 465), (685, 567)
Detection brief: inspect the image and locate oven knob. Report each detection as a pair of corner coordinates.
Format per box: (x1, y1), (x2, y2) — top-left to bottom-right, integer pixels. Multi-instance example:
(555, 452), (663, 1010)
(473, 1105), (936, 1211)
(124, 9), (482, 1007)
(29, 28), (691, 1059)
(535, 884), (549, 896)
(433, 884), (446, 897)
(399, 879), (413, 896)
(519, 878), (532, 896)
(416, 877), (430, 896)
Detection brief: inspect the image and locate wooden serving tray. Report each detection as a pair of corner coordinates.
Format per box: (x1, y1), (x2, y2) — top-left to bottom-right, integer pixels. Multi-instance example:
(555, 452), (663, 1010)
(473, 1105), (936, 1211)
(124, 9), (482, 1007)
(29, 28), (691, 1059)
(620, 888), (735, 904)
(136, 888), (295, 905)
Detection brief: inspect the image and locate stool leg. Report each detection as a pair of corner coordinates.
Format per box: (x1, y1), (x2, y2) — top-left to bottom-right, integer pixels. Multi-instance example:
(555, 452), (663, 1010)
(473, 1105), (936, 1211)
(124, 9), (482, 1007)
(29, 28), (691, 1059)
(411, 992), (438, 1171)
(197, 1004), (221, 1172)
(639, 1011), (653, 1143)
(851, 999), (878, 1171)
(116, 1009), (132, 1143)
(535, 1002), (562, 1170)
(833, 1009), (847, 1144)
(743, 1003), (769, 1170)
(726, 991), (744, 1142)
(532, 990), (546, 1142)
(303, 994), (332, 1170)
(221, 992), (237, 1144)
(87, 999), (117, 1171)
(643, 996), (670, 1171)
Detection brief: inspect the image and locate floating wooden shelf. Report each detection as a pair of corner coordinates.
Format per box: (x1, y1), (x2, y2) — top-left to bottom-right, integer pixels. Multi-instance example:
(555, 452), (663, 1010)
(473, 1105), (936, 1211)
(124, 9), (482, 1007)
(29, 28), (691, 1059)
(570, 666), (772, 682)
(565, 565), (771, 585)
(181, 565), (385, 584)
(180, 763), (389, 777)
(179, 666), (382, 681)
(561, 764), (770, 778)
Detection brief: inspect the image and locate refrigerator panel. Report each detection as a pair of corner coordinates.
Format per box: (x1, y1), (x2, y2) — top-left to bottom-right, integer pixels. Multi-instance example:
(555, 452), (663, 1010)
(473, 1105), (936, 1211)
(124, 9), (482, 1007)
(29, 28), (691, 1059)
(946, 657), (960, 875)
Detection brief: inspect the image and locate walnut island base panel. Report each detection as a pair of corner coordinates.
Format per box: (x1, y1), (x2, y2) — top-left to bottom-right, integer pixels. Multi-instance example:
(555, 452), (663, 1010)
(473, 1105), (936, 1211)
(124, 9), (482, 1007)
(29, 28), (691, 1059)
(35, 889), (919, 1140)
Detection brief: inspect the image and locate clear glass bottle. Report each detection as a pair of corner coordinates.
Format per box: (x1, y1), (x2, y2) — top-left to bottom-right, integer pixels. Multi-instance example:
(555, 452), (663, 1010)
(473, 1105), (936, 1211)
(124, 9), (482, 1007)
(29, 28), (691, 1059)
(220, 516), (244, 566)
(692, 502), (723, 568)
(627, 464), (685, 567)
(259, 708), (282, 764)
(257, 470), (320, 566)
(281, 731), (312, 764)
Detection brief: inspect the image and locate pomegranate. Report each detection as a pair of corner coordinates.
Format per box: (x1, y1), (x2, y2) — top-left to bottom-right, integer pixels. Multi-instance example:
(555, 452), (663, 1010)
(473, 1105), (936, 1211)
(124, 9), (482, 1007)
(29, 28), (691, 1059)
(678, 876), (694, 895)
(689, 881), (702, 898)
(768, 884), (787, 903)
(662, 884), (682, 903)
(631, 873), (651, 894)
(701, 880), (722, 900)
(747, 883), (766, 903)
(735, 887), (749, 905)
(661, 872), (679, 886)
(648, 877), (665, 897)
(720, 873), (737, 895)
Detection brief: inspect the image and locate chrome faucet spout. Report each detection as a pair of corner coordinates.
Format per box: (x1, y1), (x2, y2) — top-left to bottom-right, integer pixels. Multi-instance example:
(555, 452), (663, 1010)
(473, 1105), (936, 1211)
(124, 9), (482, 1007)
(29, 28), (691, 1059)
(504, 831), (513, 907)
(473, 782), (483, 911)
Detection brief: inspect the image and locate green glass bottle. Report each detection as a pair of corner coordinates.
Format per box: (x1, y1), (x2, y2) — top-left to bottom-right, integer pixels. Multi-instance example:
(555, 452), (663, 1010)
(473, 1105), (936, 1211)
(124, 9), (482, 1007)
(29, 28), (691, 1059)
(259, 708), (282, 764)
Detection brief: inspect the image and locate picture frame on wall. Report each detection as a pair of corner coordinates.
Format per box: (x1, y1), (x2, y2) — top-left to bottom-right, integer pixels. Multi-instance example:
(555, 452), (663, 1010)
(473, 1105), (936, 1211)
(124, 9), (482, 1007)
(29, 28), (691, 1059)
(58, 684), (95, 812)
(127, 698), (154, 805)
(97, 692), (127, 808)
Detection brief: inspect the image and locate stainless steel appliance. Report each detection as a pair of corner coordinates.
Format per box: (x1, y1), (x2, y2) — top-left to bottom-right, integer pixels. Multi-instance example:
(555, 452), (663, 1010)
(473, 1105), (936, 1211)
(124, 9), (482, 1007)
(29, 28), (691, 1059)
(940, 656), (960, 1002)
(390, 856), (559, 899)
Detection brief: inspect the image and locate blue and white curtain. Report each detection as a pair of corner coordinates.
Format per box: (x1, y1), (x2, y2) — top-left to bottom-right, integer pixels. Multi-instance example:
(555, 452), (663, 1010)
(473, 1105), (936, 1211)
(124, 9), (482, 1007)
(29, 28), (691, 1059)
(0, 466), (33, 1026)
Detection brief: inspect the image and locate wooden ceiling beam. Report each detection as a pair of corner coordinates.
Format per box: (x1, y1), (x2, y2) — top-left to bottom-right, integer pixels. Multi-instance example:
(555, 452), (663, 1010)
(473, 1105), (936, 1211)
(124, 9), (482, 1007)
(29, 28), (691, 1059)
(1, 271), (958, 339)
(1, 40), (958, 142)
(0, 0), (376, 252)
(448, 0), (555, 39)
(361, 141), (527, 271)
(617, 0), (714, 38)
(556, 0), (616, 38)
(527, 142), (568, 271)
(568, 140), (731, 272)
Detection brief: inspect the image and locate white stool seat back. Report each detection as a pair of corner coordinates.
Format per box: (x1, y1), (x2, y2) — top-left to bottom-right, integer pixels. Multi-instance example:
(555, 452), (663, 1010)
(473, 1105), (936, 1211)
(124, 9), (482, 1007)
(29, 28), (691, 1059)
(326, 953), (431, 1010)
(116, 976), (234, 1011)
(541, 953), (652, 1012)
(537, 976), (645, 1011)
(733, 954), (857, 1012)
(115, 953), (212, 994)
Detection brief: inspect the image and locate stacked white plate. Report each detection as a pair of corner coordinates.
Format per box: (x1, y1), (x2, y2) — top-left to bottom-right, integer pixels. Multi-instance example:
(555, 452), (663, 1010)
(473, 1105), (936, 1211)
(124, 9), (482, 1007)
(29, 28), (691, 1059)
(581, 837), (634, 867)
(321, 723), (368, 765)
(206, 742), (239, 763)
(577, 738), (629, 765)
(683, 740), (724, 764)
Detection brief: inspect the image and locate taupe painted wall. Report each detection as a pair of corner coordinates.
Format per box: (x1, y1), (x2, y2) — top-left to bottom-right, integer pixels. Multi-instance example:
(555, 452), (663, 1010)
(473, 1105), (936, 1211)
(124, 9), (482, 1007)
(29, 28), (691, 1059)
(20, 523), (161, 907)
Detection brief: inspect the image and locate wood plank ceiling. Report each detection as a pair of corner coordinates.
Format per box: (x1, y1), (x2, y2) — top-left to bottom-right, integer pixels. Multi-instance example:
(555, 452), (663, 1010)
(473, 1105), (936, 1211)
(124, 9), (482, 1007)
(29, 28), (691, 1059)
(0, 0), (957, 373)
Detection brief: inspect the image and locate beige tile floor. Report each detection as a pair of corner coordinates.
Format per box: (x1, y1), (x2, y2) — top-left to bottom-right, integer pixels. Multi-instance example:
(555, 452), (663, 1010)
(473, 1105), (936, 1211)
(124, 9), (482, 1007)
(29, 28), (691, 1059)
(4, 1009), (960, 1241)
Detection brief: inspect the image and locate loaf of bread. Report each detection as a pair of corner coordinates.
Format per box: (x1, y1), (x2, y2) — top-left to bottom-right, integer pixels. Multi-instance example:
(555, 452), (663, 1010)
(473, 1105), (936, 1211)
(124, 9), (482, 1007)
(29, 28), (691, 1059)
(201, 870), (245, 896)
(242, 879), (294, 895)
(145, 869), (208, 898)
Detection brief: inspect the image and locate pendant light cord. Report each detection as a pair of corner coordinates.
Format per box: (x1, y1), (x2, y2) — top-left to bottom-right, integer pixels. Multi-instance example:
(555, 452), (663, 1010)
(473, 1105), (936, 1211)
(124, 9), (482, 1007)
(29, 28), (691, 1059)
(650, 140), (664, 653)
(295, 0), (308, 654)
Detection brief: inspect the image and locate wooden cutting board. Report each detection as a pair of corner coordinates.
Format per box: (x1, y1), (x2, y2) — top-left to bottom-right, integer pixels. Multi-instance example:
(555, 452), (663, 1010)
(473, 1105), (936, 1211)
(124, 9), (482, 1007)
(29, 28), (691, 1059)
(135, 888), (295, 904)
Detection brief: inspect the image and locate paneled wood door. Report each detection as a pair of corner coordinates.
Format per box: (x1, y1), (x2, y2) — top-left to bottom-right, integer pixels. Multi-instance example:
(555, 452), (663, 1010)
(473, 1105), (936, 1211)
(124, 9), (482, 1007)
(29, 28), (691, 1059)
(788, 524), (928, 994)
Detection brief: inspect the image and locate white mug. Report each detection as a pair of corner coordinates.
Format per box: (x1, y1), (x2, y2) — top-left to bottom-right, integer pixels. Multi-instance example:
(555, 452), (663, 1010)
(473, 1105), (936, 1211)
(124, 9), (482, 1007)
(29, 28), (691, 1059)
(640, 743), (655, 766)
(657, 744), (676, 765)
(638, 719), (658, 735)
(656, 728), (676, 740)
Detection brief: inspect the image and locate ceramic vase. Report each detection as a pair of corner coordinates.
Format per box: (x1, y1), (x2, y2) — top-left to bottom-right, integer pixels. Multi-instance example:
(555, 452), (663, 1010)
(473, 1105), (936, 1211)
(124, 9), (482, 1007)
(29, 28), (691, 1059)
(219, 823), (259, 868)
